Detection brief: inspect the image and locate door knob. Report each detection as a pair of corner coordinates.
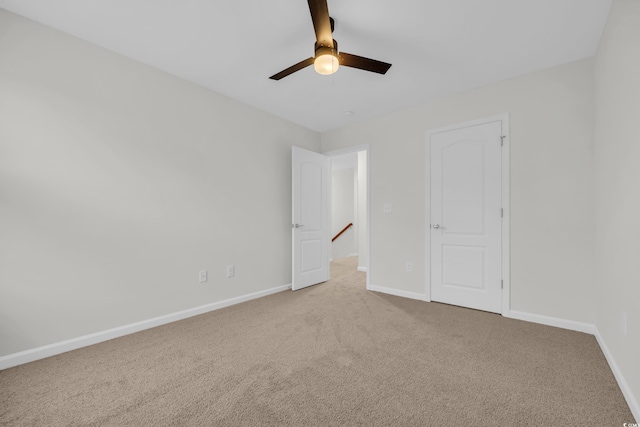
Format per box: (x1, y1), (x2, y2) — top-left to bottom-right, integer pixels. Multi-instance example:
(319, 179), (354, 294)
(292, 223), (305, 229)
(431, 224), (445, 229)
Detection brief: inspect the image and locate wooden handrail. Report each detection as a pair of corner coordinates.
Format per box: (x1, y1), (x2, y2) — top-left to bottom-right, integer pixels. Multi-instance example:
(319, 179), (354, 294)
(332, 223), (353, 242)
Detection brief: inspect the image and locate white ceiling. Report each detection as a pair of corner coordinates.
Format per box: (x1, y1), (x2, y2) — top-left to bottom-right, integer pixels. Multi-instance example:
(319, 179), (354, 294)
(0, 0), (611, 132)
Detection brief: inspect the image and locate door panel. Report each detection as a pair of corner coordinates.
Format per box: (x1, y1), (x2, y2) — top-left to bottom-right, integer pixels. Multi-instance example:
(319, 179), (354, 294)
(442, 245), (486, 289)
(442, 142), (485, 234)
(292, 147), (330, 290)
(430, 121), (502, 313)
(301, 163), (323, 230)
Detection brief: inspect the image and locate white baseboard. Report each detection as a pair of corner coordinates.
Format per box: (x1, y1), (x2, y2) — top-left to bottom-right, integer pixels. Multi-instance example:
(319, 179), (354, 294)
(368, 284), (426, 301)
(0, 284), (291, 371)
(593, 328), (640, 423)
(357, 267), (368, 272)
(509, 310), (596, 334)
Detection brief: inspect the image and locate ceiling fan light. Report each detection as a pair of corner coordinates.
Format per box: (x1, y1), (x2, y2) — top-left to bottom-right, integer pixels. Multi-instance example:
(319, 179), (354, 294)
(314, 53), (339, 75)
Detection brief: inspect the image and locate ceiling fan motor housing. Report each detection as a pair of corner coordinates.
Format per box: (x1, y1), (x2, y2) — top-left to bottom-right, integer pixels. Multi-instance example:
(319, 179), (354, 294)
(314, 40), (338, 58)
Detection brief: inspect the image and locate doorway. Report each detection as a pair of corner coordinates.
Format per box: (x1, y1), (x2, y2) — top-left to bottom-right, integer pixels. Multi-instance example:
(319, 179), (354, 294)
(291, 145), (370, 291)
(325, 145), (370, 288)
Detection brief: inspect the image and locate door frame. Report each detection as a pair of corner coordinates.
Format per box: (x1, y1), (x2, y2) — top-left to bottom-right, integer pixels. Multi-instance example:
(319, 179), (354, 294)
(323, 144), (371, 290)
(424, 114), (510, 317)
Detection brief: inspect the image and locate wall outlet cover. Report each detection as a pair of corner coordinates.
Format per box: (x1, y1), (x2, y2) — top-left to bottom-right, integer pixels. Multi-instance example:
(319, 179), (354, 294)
(199, 270), (208, 283)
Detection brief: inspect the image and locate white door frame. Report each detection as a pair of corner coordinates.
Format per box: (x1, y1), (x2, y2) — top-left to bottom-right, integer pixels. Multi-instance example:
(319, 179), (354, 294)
(425, 114), (510, 317)
(323, 144), (371, 290)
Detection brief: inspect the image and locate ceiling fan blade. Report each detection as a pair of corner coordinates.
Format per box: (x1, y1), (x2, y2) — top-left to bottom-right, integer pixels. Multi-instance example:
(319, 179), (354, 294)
(269, 57), (315, 80)
(339, 52), (392, 75)
(307, 0), (334, 48)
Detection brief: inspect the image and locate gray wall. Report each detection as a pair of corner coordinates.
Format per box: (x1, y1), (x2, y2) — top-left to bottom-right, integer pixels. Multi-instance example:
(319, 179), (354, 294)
(356, 151), (367, 272)
(594, 0), (640, 411)
(0, 9), (320, 356)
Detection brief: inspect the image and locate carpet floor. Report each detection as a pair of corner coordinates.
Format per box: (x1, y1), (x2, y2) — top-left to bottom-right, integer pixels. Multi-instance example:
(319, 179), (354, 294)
(0, 257), (634, 426)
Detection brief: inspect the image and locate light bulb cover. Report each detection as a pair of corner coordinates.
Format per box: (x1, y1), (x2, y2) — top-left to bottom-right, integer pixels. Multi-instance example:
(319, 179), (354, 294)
(314, 47), (339, 75)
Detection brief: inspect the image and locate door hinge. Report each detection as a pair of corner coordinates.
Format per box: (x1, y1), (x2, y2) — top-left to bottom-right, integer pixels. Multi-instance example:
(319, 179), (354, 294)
(500, 135), (506, 147)
(501, 280), (504, 289)
(501, 208), (503, 218)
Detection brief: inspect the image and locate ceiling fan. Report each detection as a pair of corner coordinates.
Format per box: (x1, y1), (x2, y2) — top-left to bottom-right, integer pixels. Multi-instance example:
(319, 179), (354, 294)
(269, 0), (392, 80)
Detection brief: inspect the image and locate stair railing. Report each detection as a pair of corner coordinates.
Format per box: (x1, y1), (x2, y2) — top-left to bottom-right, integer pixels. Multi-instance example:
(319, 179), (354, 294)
(332, 223), (354, 242)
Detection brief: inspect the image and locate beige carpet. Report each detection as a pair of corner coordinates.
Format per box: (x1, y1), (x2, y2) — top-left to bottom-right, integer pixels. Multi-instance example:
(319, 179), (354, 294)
(0, 257), (634, 426)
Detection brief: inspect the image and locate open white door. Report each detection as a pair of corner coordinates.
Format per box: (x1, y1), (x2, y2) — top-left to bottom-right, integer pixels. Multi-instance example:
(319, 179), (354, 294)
(292, 146), (330, 290)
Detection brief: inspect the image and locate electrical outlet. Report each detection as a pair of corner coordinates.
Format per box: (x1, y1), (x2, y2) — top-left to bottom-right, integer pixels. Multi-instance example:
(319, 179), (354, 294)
(199, 270), (207, 283)
(621, 311), (627, 336)
(226, 265), (234, 278)
(406, 262), (412, 272)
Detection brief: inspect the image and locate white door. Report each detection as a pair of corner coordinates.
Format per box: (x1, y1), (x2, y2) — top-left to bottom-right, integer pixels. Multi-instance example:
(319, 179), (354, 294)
(292, 146), (330, 290)
(429, 120), (503, 313)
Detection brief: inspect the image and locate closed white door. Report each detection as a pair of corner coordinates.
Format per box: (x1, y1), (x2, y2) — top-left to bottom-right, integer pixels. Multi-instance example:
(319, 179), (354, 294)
(429, 120), (503, 313)
(292, 146), (330, 290)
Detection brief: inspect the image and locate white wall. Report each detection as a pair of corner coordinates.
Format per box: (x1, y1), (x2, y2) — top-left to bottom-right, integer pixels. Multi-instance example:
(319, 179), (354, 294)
(357, 151), (367, 272)
(322, 58), (596, 323)
(331, 165), (357, 259)
(594, 0), (640, 412)
(0, 9), (320, 357)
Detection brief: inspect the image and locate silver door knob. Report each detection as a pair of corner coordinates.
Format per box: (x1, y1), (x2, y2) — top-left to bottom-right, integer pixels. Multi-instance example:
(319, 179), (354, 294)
(292, 223), (305, 229)
(431, 224), (443, 229)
